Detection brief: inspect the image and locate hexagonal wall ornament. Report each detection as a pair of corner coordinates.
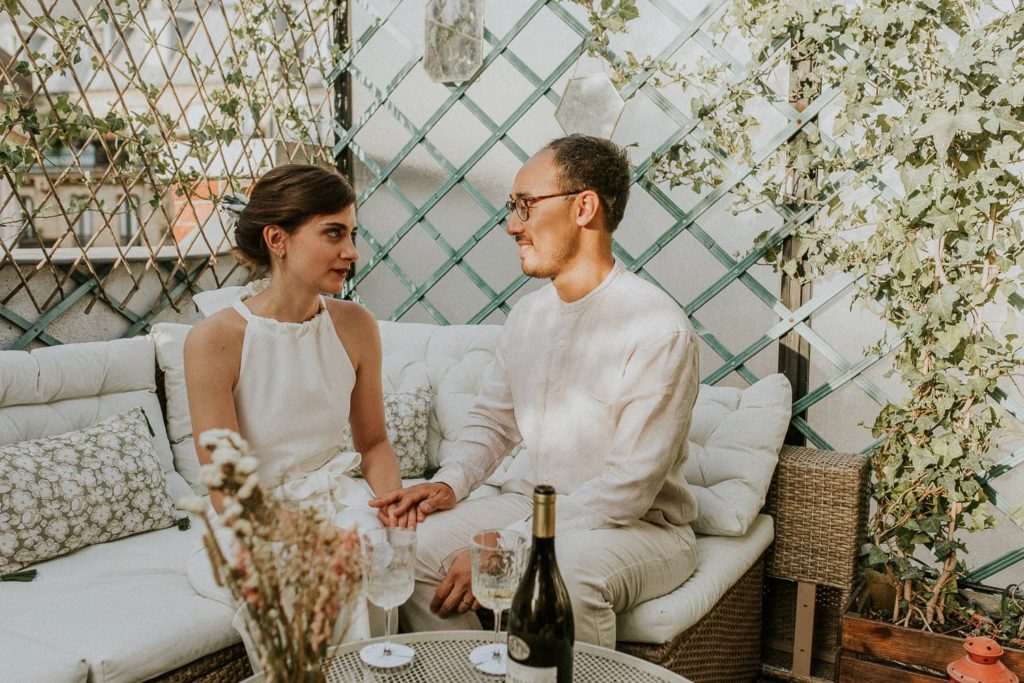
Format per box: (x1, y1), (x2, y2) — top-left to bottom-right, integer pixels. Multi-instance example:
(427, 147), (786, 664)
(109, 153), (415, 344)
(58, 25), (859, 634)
(423, 0), (485, 84)
(554, 73), (626, 139)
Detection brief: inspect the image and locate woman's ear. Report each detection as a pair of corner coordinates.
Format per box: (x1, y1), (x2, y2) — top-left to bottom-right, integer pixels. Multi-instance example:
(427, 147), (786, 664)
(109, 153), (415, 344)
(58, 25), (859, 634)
(263, 225), (288, 260)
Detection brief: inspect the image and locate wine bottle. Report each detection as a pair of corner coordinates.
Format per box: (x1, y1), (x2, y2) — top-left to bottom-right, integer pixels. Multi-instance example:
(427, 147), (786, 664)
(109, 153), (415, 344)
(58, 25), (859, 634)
(506, 484), (574, 683)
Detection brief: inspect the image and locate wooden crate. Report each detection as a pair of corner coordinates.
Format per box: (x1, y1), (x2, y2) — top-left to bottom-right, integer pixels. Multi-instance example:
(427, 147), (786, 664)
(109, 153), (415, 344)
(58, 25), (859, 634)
(840, 610), (1024, 682)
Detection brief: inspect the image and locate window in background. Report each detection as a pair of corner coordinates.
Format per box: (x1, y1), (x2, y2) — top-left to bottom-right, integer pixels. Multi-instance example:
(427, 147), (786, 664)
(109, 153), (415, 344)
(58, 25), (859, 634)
(121, 195), (138, 245)
(75, 196), (93, 242)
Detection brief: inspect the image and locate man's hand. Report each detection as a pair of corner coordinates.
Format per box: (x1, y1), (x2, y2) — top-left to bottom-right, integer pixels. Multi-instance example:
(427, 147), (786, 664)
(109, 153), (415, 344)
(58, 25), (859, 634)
(430, 549), (479, 616)
(370, 482), (457, 524)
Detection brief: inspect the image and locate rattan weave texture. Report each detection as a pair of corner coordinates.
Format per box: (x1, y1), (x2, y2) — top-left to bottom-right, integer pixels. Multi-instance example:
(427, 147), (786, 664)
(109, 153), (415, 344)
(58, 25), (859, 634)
(617, 558), (764, 683)
(763, 445), (870, 590)
(147, 643), (252, 683)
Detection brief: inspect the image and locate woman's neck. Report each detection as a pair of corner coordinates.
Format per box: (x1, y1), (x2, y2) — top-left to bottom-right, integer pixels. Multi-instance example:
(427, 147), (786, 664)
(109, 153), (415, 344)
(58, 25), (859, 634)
(245, 277), (321, 323)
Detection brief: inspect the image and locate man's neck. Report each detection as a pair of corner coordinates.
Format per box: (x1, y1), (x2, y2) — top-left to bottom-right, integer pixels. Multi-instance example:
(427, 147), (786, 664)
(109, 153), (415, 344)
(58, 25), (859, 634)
(550, 254), (615, 303)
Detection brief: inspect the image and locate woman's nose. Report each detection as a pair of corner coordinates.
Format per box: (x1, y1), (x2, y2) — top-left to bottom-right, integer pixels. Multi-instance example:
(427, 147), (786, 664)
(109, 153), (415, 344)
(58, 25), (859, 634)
(343, 239), (358, 261)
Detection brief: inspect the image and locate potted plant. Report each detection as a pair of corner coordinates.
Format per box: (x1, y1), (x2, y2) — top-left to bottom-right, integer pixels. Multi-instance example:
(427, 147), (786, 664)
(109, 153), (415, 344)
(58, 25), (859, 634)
(574, 0), (1024, 678)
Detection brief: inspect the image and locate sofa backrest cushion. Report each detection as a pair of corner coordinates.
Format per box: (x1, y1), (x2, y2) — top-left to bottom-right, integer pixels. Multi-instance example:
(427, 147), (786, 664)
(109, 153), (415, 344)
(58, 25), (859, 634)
(0, 338), (191, 503)
(377, 321), (504, 470)
(684, 373), (792, 536)
(152, 318), (792, 536)
(150, 323), (204, 494)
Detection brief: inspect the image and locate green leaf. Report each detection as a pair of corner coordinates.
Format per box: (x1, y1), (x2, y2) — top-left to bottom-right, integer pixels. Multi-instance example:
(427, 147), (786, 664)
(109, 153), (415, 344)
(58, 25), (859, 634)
(914, 110), (957, 159)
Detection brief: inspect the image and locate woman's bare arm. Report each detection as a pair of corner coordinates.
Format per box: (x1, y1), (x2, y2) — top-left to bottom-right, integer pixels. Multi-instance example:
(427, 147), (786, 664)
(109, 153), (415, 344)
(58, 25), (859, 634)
(183, 313), (246, 514)
(329, 301), (408, 525)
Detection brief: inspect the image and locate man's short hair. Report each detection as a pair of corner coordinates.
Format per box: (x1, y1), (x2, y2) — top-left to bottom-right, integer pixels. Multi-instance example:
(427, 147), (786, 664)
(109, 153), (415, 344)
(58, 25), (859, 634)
(545, 135), (631, 233)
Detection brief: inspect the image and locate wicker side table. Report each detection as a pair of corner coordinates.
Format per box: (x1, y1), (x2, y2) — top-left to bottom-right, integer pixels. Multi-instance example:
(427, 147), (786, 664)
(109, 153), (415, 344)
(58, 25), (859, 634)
(242, 630), (692, 682)
(761, 445), (871, 682)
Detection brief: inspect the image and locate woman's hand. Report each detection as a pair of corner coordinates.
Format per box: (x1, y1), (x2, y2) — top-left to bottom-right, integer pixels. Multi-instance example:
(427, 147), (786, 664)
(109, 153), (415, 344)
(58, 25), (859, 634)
(375, 498), (419, 529)
(370, 482), (457, 525)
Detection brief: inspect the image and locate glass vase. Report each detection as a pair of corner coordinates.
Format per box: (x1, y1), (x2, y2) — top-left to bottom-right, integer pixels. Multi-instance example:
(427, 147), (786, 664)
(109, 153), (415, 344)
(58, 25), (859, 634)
(423, 0), (484, 84)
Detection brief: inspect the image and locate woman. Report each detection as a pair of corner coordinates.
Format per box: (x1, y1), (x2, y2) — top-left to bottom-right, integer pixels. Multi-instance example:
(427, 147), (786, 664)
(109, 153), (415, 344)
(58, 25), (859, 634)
(183, 164), (412, 528)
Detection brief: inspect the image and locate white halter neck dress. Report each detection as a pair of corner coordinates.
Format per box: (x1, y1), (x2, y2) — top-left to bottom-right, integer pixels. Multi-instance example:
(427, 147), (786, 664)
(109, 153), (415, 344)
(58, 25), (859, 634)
(187, 282), (379, 612)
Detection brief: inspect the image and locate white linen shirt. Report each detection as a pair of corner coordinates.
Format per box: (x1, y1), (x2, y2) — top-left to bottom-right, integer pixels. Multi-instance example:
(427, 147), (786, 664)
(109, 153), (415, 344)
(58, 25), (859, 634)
(432, 262), (700, 534)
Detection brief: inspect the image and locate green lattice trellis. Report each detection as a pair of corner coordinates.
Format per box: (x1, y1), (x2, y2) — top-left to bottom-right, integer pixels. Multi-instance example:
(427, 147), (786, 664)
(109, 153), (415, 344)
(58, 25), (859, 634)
(1, 0), (1021, 581)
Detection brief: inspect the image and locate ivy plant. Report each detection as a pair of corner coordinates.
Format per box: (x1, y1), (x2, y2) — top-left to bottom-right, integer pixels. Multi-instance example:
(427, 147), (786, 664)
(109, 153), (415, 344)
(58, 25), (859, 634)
(575, 0), (1024, 632)
(1, 0), (342, 254)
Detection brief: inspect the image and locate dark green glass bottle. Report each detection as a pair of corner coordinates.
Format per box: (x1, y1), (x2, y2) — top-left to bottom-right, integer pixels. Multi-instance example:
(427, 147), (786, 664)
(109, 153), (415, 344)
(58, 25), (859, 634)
(506, 485), (574, 683)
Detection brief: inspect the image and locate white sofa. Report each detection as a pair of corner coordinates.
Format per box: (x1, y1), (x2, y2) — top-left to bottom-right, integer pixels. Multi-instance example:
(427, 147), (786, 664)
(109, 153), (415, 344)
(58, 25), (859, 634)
(0, 320), (862, 682)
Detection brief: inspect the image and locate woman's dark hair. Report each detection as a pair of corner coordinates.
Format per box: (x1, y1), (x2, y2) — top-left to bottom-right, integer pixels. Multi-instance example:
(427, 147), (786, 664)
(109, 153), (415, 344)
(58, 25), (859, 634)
(233, 164), (357, 270)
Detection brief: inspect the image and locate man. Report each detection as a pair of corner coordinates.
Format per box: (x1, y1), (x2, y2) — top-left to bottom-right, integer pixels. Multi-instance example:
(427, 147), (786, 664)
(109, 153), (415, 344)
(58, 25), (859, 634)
(371, 134), (700, 647)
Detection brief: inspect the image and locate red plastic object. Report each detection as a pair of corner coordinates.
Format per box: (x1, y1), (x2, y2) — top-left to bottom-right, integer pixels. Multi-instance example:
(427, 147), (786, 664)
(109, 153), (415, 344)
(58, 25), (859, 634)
(948, 636), (1019, 683)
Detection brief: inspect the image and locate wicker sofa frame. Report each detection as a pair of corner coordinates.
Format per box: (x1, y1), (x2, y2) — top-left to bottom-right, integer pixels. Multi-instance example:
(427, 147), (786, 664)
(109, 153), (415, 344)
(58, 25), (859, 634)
(147, 444), (869, 683)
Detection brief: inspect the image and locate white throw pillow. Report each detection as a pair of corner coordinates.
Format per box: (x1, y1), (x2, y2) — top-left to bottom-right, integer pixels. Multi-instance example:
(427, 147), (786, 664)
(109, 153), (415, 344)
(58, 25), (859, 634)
(150, 323), (205, 494)
(684, 373), (792, 537)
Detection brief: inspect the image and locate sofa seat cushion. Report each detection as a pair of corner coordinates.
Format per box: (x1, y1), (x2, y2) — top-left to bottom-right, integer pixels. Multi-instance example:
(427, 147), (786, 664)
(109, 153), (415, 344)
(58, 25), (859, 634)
(0, 631), (88, 683)
(0, 516), (237, 683)
(616, 514), (775, 644)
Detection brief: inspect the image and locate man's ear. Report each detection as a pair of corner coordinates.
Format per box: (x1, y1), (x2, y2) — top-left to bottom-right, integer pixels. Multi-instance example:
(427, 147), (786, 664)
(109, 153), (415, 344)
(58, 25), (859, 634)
(575, 189), (603, 229)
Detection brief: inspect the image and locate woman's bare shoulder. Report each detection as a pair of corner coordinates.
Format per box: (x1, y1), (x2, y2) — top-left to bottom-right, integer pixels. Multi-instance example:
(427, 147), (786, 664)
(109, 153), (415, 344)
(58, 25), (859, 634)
(185, 309), (247, 357)
(324, 298), (377, 337)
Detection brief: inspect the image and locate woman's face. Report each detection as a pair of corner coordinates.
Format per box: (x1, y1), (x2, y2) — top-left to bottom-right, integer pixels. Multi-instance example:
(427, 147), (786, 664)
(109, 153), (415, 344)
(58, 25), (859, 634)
(276, 203), (358, 294)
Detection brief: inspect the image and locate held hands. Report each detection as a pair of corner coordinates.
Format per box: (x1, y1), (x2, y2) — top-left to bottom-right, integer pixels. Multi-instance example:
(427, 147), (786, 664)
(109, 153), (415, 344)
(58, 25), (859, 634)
(370, 482), (457, 527)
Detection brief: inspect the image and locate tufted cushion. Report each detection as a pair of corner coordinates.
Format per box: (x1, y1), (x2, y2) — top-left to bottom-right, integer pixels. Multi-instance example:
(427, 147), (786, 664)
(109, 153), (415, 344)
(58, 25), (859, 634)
(617, 514), (775, 642)
(150, 323), (205, 494)
(0, 630), (89, 683)
(377, 321), (507, 471)
(1, 514), (238, 682)
(0, 338), (191, 503)
(684, 374), (791, 536)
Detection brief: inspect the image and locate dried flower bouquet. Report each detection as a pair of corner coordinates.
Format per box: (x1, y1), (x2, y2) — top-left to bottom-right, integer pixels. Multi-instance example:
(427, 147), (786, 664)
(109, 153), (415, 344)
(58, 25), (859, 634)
(182, 429), (362, 683)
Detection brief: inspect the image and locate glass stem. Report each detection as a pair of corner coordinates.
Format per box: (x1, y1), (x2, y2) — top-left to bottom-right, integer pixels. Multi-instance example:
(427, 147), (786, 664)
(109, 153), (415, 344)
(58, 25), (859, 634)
(493, 608), (502, 658)
(384, 606), (393, 656)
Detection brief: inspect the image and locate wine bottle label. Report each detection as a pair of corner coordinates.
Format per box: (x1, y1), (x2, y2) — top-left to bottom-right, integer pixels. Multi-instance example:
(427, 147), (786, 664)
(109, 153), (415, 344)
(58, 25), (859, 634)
(506, 660), (557, 682)
(508, 635), (530, 660)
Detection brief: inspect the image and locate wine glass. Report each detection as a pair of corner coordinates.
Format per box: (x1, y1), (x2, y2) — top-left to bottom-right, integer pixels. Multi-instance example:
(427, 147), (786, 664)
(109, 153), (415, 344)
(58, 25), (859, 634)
(468, 529), (527, 675)
(359, 527), (417, 669)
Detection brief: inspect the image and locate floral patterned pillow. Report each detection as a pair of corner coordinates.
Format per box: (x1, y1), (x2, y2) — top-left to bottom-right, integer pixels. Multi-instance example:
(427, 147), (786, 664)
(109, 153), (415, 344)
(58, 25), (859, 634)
(0, 407), (177, 574)
(342, 387), (434, 479)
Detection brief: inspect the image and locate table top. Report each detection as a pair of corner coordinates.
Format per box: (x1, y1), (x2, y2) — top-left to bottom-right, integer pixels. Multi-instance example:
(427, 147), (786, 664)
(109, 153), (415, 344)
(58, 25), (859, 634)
(244, 630), (692, 682)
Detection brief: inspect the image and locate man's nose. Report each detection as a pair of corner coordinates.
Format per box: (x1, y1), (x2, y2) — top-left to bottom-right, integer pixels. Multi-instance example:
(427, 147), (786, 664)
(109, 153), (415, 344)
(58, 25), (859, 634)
(506, 213), (524, 235)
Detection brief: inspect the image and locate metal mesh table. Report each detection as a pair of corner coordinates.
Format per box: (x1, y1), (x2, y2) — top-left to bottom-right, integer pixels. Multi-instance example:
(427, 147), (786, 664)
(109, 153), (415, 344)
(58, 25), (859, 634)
(245, 630), (692, 682)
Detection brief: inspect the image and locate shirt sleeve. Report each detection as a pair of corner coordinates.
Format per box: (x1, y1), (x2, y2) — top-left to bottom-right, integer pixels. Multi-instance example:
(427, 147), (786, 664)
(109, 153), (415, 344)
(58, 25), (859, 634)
(430, 323), (522, 501)
(552, 328), (699, 533)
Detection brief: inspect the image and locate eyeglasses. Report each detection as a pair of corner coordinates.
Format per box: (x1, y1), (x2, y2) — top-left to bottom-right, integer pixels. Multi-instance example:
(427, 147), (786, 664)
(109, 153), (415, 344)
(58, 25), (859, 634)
(505, 190), (583, 222)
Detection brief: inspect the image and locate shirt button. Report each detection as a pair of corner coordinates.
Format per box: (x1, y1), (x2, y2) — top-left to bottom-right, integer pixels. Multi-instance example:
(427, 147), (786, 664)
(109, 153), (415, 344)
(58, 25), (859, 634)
(558, 339), (565, 347)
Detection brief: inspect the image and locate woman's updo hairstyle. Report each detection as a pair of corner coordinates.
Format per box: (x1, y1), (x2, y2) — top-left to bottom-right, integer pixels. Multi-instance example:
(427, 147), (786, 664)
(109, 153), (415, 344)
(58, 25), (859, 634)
(233, 164), (356, 271)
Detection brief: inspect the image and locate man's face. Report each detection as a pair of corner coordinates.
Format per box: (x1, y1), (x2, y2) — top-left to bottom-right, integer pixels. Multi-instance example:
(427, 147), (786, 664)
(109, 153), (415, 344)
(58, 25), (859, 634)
(506, 149), (579, 279)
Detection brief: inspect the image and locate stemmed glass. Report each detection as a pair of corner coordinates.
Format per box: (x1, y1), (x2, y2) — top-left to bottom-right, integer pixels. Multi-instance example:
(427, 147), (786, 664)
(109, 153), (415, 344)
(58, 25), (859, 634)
(359, 527), (417, 670)
(468, 529), (527, 676)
